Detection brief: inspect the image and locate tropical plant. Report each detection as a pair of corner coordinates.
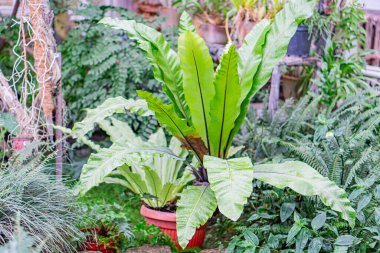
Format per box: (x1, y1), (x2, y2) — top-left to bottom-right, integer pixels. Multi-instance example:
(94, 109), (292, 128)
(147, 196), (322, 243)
(100, 0), (356, 248)
(102, 128), (193, 209)
(62, 96), (193, 209)
(0, 150), (82, 253)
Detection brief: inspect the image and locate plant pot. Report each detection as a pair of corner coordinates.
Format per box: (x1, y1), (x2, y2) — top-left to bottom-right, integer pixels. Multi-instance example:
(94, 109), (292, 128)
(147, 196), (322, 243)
(282, 75), (299, 99)
(137, 2), (160, 19)
(12, 137), (32, 151)
(158, 6), (179, 30)
(140, 205), (206, 249)
(287, 25), (311, 57)
(78, 228), (116, 253)
(193, 15), (228, 45)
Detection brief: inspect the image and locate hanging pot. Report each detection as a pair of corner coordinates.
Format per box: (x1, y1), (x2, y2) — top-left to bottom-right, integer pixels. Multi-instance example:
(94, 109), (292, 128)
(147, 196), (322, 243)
(287, 25), (311, 57)
(140, 205), (206, 250)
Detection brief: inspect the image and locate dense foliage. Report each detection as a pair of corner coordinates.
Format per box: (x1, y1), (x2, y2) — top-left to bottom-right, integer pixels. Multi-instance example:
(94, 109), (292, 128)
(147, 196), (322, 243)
(60, 5), (174, 122)
(231, 92), (380, 252)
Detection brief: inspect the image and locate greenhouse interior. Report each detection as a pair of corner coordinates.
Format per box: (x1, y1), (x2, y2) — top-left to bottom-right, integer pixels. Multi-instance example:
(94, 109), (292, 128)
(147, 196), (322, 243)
(0, 0), (380, 252)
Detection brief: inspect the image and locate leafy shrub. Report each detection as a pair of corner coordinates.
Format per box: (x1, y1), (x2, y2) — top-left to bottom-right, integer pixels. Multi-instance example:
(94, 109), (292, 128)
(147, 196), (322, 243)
(233, 92), (380, 252)
(0, 150), (82, 252)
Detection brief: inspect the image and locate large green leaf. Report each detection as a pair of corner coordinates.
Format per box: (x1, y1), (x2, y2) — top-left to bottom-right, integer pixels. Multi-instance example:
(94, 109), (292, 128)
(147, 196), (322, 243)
(72, 96), (151, 138)
(251, 0), (314, 96)
(79, 144), (181, 194)
(204, 156), (254, 221)
(179, 12), (195, 35)
(98, 118), (143, 146)
(225, 20), (271, 153)
(178, 31), (215, 151)
(176, 185), (217, 248)
(253, 161), (356, 227)
(209, 43), (241, 157)
(137, 90), (207, 161)
(100, 18), (188, 120)
(227, 0), (313, 153)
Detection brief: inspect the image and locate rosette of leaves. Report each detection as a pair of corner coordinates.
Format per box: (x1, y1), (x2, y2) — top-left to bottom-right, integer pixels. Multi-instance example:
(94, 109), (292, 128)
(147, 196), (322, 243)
(100, 0), (356, 248)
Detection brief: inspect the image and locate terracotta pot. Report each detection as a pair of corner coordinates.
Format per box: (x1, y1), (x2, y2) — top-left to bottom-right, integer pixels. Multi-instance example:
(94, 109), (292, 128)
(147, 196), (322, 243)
(193, 15), (227, 45)
(158, 6), (179, 29)
(78, 228), (116, 253)
(140, 205), (206, 249)
(12, 137), (32, 151)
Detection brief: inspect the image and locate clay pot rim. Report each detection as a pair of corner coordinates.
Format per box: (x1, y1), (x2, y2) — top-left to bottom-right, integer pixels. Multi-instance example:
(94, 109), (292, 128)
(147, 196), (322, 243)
(140, 204), (176, 222)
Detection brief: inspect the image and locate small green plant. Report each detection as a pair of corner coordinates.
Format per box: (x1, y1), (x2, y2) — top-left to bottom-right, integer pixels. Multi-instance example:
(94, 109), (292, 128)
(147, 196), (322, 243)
(100, 1), (356, 248)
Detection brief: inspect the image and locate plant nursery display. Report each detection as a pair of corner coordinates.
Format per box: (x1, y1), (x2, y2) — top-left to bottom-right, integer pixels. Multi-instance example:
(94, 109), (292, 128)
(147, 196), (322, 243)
(91, 0), (356, 249)
(1, 0), (379, 252)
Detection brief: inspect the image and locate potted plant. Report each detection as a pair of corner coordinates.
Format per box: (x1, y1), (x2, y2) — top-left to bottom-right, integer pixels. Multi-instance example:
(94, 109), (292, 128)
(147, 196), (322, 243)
(100, 0), (356, 249)
(77, 200), (134, 253)
(158, 0), (180, 29)
(230, 0), (286, 47)
(175, 0), (230, 45)
(62, 97), (204, 248)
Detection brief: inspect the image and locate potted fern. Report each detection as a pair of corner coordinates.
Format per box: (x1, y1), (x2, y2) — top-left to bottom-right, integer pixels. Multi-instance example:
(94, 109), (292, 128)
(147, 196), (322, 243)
(92, 0), (355, 249)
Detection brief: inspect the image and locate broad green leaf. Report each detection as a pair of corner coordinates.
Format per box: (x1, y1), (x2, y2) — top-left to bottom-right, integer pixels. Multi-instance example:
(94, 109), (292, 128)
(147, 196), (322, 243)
(179, 12), (195, 35)
(179, 31), (215, 151)
(226, 20), (270, 152)
(311, 212), (327, 231)
(98, 118), (142, 146)
(357, 193), (372, 212)
(308, 238), (323, 253)
(251, 0), (314, 96)
(287, 223), (302, 244)
(177, 185), (217, 248)
(137, 90), (207, 161)
(79, 144), (180, 194)
(209, 43), (241, 158)
(100, 17), (189, 120)
(72, 96), (151, 138)
(243, 230), (259, 246)
(142, 166), (163, 207)
(296, 228), (309, 253)
(253, 161), (356, 227)
(335, 235), (355, 246)
(280, 202), (296, 222)
(204, 156), (254, 221)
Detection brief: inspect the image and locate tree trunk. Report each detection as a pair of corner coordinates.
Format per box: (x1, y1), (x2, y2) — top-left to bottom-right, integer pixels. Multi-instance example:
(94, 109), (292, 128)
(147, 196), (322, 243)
(28, 0), (60, 139)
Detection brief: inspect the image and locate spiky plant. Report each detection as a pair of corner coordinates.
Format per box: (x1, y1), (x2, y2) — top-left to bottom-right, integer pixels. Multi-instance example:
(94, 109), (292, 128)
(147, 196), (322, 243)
(0, 150), (82, 253)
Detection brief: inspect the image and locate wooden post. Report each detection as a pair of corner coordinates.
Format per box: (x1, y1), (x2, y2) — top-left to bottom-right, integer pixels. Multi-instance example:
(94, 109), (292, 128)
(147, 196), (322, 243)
(268, 65), (281, 118)
(55, 53), (63, 181)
